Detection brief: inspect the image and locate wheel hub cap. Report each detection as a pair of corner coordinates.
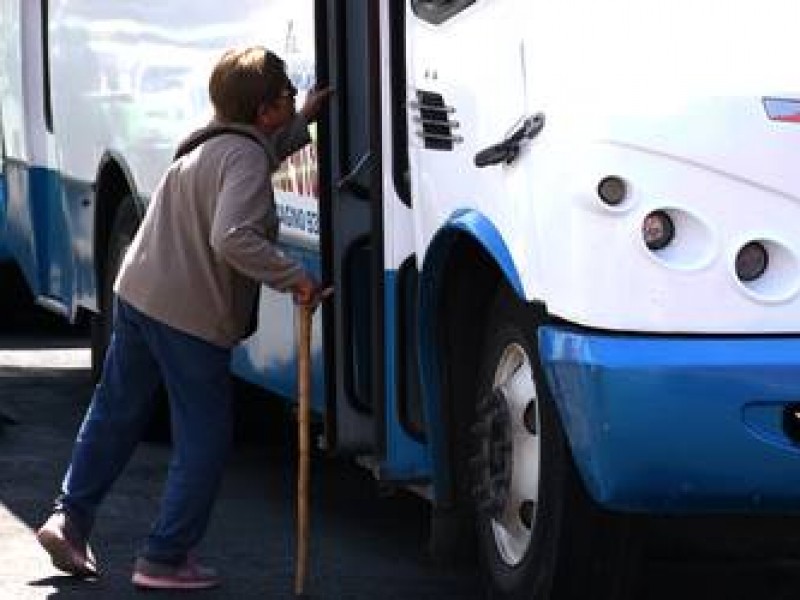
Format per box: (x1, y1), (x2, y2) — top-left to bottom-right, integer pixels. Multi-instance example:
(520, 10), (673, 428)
(472, 342), (542, 567)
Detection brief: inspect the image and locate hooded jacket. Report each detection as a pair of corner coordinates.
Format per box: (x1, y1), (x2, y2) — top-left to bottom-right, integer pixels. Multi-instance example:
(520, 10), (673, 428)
(115, 116), (310, 347)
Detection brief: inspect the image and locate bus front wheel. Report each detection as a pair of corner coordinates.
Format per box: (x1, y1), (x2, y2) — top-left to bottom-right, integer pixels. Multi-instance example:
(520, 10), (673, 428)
(470, 289), (640, 600)
(91, 196), (139, 380)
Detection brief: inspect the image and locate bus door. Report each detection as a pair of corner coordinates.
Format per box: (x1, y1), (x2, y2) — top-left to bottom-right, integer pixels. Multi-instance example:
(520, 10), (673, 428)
(319, 0), (385, 455)
(316, 0), (537, 490)
(319, 0), (432, 483)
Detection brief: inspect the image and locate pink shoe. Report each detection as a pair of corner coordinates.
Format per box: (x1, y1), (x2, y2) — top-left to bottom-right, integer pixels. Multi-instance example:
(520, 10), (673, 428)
(36, 512), (98, 578)
(131, 556), (220, 590)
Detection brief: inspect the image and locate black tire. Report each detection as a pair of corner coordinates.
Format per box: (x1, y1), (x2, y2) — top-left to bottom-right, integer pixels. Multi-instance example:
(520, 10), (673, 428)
(468, 287), (640, 600)
(90, 196), (139, 380)
(0, 262), (34, 329)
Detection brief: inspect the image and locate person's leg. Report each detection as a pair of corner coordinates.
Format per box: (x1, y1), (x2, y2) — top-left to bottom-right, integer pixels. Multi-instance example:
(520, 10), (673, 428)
(39, 299), (163, 576)
(56, 299), (163, 534)
(135, 315), (233, 567)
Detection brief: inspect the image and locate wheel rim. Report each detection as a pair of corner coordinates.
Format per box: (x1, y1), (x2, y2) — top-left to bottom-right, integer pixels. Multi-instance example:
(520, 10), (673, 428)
(489, 342), (541, 567)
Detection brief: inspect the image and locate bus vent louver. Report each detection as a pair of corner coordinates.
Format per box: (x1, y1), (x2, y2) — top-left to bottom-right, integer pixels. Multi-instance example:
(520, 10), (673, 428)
(410, 90), (463, 151)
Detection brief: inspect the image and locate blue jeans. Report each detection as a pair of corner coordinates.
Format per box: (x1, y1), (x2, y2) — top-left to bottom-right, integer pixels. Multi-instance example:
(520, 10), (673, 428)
(56, 298), (233, 565)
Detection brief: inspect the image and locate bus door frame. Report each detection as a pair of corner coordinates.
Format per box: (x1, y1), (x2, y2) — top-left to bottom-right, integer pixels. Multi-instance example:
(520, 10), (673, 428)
(317, 0), (386, 457)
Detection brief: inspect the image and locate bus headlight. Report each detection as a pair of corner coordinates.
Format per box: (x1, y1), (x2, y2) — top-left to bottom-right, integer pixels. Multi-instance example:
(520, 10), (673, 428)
(597, 176), (628, 206)
(736, 241), (769, 282)
(642, 210), (675, 251)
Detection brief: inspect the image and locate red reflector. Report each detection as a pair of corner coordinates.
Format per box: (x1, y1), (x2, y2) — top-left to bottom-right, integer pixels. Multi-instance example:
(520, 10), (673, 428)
(775, 112), (800, 123)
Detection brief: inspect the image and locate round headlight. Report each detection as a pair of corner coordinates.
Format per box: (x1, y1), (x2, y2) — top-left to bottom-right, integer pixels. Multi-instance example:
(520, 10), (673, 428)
(597, 176), (628, 206)
(736, 242), (768, 282)
(642, 210), (675, 251)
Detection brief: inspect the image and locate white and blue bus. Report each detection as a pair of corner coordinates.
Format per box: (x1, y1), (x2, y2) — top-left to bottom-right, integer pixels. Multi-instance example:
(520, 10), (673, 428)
(3, 1), (800, 598)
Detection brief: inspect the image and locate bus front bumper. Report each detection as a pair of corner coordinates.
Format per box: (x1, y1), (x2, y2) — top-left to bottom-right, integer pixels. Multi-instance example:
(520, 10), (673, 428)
(538, 326), (800, 513)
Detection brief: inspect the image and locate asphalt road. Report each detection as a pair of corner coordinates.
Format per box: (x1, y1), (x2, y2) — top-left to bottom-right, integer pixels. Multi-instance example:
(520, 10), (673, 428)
(0, 308), (479, 600)
(3, 306), (800, 600)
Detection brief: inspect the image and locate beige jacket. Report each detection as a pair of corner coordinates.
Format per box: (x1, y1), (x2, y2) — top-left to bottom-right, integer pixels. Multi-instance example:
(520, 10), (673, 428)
(115, 117), (310, 348)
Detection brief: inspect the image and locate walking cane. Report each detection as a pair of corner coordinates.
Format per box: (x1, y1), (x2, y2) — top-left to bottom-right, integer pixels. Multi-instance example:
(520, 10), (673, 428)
(294, 287), (331, 596)
(294, 302), (313, 596)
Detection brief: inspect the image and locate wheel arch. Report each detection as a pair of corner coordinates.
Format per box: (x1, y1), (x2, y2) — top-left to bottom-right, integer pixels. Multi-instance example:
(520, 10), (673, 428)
(93, 151), (142, 311)
(418, 209), (527, 508)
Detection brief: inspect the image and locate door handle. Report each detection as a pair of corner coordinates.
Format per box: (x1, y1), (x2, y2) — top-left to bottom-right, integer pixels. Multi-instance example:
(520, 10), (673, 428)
(474, 113), (545, 168)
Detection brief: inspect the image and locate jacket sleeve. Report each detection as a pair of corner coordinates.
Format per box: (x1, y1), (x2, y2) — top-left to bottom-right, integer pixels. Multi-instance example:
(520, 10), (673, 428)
(272, 114), (312, 163)
(209, 145), (305, 291)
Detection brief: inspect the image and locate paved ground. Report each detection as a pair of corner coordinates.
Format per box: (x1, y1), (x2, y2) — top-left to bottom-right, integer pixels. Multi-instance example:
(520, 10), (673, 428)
(0, 310), (479, 600)
(4, 307), (800, 599)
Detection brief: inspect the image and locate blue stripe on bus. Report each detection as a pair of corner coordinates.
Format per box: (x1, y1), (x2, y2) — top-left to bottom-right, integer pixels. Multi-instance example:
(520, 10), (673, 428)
(232, 263), (433, 482)
(539, 326), (800, 512)
(382, 269), (431, 480)
(230, 246), (326, 409)
(2, 161), (40, 293)
(446, 208), (524, 297)
(0, 162), (96, 316)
